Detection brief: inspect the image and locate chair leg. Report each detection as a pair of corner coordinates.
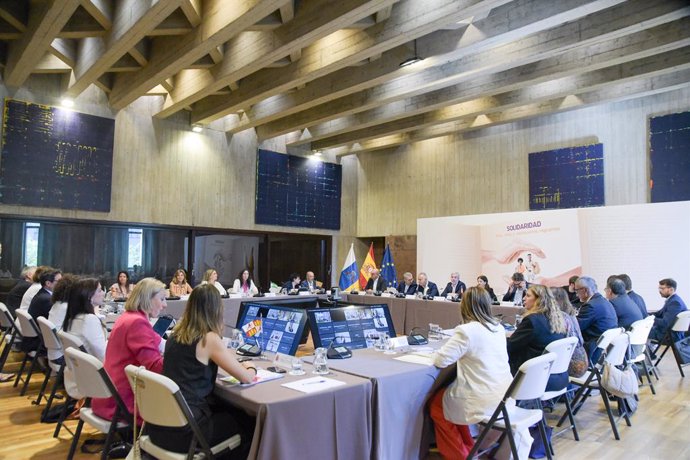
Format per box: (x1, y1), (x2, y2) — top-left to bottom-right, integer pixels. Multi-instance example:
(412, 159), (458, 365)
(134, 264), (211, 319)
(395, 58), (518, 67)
(101, 423), (117, 460)
(20, 353), (40, 396)
(641, 360), (656, 395)
(33, 367), (52, 405)
(563, 392), (580, 441)
(671, 344), (686, 378)
(538, 419), (553, 460)
(67, 419), (84, 460)
(620, 397), (632, 427)
(467, 405), (506, 459)
(13, 352), (30, 387)
(600, 390), (620, 440)
(44, 366), (64, 417)
(654, 344), (670, 367)
(53, 396), (73, 438)
(0, 333), (15, 372)
(645, 350), (660, 380)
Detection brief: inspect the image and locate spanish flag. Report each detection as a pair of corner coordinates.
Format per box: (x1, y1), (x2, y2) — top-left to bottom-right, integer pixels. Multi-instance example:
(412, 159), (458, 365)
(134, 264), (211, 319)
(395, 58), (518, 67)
(359, 243), (377, 290)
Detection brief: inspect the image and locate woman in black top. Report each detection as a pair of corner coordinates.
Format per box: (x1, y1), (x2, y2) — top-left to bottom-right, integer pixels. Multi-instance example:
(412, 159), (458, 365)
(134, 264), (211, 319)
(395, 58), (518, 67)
(476, 275), (498, 302)
(147, 284), (256, 458)
(507, 284), (568, 391)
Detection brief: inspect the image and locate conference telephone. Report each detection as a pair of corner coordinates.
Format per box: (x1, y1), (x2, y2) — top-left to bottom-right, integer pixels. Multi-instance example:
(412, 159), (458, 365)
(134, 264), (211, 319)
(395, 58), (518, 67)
(236, 343), (262, 356)
(327, 345), (352, 359)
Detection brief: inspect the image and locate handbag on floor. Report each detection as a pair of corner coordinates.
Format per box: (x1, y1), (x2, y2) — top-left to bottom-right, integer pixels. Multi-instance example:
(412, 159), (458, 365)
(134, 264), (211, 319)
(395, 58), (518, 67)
(674, 336), (690, 364)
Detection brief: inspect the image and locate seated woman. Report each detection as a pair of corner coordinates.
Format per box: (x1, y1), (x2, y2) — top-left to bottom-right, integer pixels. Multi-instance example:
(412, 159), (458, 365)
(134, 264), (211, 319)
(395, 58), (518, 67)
(109, 271), (134, 300)
(147, 284), (255, 458)
(169, 269), (193, 297)
(232, 269), (258, 296)
(430, 287), (531, 459)
(281, 273), (301, 294)
(92, 278), (166, 422)
(507, 284), (568, 391)
(62, 278), (108, 398)
(476, 275), (498, 302)
(200, 269), (227, 296)
(47, 273), (78, 333)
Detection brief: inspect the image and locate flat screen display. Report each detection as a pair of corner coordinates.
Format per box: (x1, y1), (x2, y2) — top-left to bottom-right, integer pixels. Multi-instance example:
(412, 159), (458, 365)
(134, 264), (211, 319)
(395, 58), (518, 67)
(236, 303), (308, 356)
(307, 304), (396, 350)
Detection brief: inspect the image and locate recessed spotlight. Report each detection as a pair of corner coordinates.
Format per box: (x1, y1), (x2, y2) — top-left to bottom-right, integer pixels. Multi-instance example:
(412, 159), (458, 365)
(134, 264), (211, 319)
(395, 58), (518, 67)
(191, 124), (203, 133)
(313, 150), (322, 156)
(61, 98), (74, 108)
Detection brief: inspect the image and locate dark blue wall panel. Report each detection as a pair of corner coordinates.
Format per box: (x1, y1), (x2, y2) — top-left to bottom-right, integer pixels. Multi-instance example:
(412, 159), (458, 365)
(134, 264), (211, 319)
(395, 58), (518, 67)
(650, 110), (690, 203)
(529, 143), (604, 210)
(0, 99), (114, 212)
(255, 149), (341, 230)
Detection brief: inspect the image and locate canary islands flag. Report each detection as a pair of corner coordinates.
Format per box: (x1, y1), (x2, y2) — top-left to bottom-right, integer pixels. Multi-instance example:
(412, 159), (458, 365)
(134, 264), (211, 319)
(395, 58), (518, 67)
(380, 244), (397, 288)
(339, 243), (359, 291)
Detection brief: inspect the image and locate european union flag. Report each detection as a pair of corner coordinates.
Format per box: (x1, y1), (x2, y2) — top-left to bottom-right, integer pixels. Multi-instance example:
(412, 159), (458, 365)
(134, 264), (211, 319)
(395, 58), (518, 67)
(380, 244), (397, 288)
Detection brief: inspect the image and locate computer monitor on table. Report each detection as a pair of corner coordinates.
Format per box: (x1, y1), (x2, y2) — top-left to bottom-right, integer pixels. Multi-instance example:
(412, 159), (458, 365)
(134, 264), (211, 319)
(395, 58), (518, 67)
(238, 297), (318, 344)
(307, 303), (396, 350)
(235, 303), (309, 356)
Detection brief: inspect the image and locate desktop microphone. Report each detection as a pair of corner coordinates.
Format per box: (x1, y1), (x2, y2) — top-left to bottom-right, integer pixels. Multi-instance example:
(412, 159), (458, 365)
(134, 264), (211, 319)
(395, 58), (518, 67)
(327, 337), (352, 359)
(407, 326), (429, 345)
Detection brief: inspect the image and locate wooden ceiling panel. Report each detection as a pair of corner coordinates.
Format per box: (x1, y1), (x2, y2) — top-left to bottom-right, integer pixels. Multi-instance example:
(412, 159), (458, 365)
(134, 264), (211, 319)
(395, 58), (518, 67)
(1, 0), (688, 154)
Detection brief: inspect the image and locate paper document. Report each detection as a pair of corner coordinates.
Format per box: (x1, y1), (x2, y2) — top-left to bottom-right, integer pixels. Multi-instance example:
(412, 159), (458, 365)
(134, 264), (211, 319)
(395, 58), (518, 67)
(394, 354), (435, 366)
(219, 368), (284, 387)
(282, 376), (346, 394)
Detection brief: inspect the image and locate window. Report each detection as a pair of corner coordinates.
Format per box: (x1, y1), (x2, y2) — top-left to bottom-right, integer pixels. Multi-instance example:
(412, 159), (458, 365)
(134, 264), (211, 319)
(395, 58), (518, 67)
(23, 222), (40, 266)
(127, 228), (143, 268)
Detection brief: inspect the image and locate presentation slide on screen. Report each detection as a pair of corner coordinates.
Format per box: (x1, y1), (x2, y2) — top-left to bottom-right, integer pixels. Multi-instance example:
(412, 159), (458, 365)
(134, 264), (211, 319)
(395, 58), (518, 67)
(417, 201), (690, 310)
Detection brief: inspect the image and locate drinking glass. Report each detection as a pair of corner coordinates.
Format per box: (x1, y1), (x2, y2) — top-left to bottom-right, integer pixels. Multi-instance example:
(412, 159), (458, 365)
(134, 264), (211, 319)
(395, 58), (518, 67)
(229, 329), (243, 349)
(313, 347), (329, 375)
(514, 314), (523, 327)
(289, 357), (305, 376)
(428, 323), (441, 341)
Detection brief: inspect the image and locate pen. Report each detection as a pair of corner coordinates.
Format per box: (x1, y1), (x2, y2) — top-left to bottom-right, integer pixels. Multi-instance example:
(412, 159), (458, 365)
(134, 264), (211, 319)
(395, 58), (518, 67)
(304, 380), (326, 385)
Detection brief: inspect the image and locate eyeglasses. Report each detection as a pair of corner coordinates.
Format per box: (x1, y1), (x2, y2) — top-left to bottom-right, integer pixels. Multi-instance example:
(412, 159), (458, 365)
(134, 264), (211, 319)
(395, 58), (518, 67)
(575, 287), (587, 292)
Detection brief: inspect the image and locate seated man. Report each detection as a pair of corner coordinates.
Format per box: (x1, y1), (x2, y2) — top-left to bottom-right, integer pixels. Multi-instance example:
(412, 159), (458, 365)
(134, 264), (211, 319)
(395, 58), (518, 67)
(301, 271), (319, 292)
(502, 272), (527, 306)
(397, 272), (417, 295)
(575, 276), (618, 357)
(649, 278), (688, 343)
(25, 268), (62, 352)
(619, 273), (648, 318)
(365, 269), (387, 294)
(282, 273), (301, 293)
(561, 275), (580, 306)
(416, 273), (439, 297)
(5, 266), (36, 317)
(605, 276), (643, 330)
(440, 272), (466, 298)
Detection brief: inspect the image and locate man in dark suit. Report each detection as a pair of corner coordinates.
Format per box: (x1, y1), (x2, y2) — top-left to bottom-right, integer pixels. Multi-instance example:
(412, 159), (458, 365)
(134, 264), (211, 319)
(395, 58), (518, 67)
(605, 277), (643, 329)
(575, 276), (618, 357)
(618, 273), (648, 318)
(502, 272), (527, 305)
(649, 278), (688, 343)
(416, 272), (439, 297)
(397, 272), (417, 295)
(440, 272), (466, 298)
(365, 269), (387, 293)
(300, 271), (319, 292)
(282, 273), (301, 293)
(5, 266), (36, 317)
(24, 268), (62, 352)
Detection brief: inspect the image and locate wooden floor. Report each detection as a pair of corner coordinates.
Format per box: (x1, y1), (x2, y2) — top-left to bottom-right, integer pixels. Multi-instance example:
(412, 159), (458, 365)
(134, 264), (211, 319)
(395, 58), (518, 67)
(1, 347), (688, 460)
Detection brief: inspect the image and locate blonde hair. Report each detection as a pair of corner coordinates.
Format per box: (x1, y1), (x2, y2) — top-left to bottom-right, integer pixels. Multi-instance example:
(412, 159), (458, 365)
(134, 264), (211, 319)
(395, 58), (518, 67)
(460, 287), (498, 330)
(202, 269), (216, 283)
(124, 277), (166, 314)
(525, 285), (566, 334)
(171, 269), (188, 285)
(173, 284), (223, 346)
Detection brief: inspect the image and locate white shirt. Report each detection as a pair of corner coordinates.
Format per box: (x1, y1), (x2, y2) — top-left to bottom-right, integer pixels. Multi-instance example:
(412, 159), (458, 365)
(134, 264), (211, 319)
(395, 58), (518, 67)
(232, 279), (258, 296)
(201, 280), (227, 296)
(433, 321), (512, 424)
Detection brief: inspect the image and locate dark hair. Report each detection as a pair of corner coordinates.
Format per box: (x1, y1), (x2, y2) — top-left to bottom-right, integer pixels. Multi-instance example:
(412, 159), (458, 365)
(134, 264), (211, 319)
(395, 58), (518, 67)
(659, 278), (677, 290)
(237, 268), (253, 282)
(517, 258), (524, 263)
(511, 272), (525, 282)
(51, 274), (79, 303)
(32, 266), (51, 283)
(607, 278), (626, 296)
(63, 278), (99, 332)
(477, 275), (491, 289)
(289, 273), (300, 282)
(568, 275), (579, 285)
(39, 268), (61, 287)
(116, 271), (129, 286)
(460, 287), (498, 330)
(618, 274), (632, 291)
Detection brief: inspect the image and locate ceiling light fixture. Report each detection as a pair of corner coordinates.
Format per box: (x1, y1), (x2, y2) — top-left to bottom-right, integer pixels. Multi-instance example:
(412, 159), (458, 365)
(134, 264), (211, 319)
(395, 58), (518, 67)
(61, 98), (74, 108)
(399, 39), (423, 67)
(191, 124), (203, 133)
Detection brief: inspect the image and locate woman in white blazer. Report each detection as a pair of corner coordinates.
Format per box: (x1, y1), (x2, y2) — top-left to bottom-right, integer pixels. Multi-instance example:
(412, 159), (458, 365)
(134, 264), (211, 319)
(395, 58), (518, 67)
(430, 286), (531, 459)
(200, 269), (227, 296)
(232, 268), (258, 296)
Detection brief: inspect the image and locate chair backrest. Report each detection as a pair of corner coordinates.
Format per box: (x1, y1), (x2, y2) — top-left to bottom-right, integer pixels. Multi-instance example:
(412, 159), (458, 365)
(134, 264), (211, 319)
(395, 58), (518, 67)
(0, 303), (15, 329)
(15, 310), (39, 338)
(63, 347), (113, 399)
(124, 365), (189, 428)
(628, 316), (654, 346)
(544, 337), (578, 374)
(37, 317), (62, 353)
(595, 327), (624, 351)
(509, 352), (557, 401)
(671, 311), (690, 332)
(604, 332), (630, 366)
(57, 330), (86, 352)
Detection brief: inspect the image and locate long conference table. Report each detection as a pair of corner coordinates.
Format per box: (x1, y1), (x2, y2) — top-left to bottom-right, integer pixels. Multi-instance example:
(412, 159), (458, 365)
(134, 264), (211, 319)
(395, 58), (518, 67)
(161, 292), (523, 459)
